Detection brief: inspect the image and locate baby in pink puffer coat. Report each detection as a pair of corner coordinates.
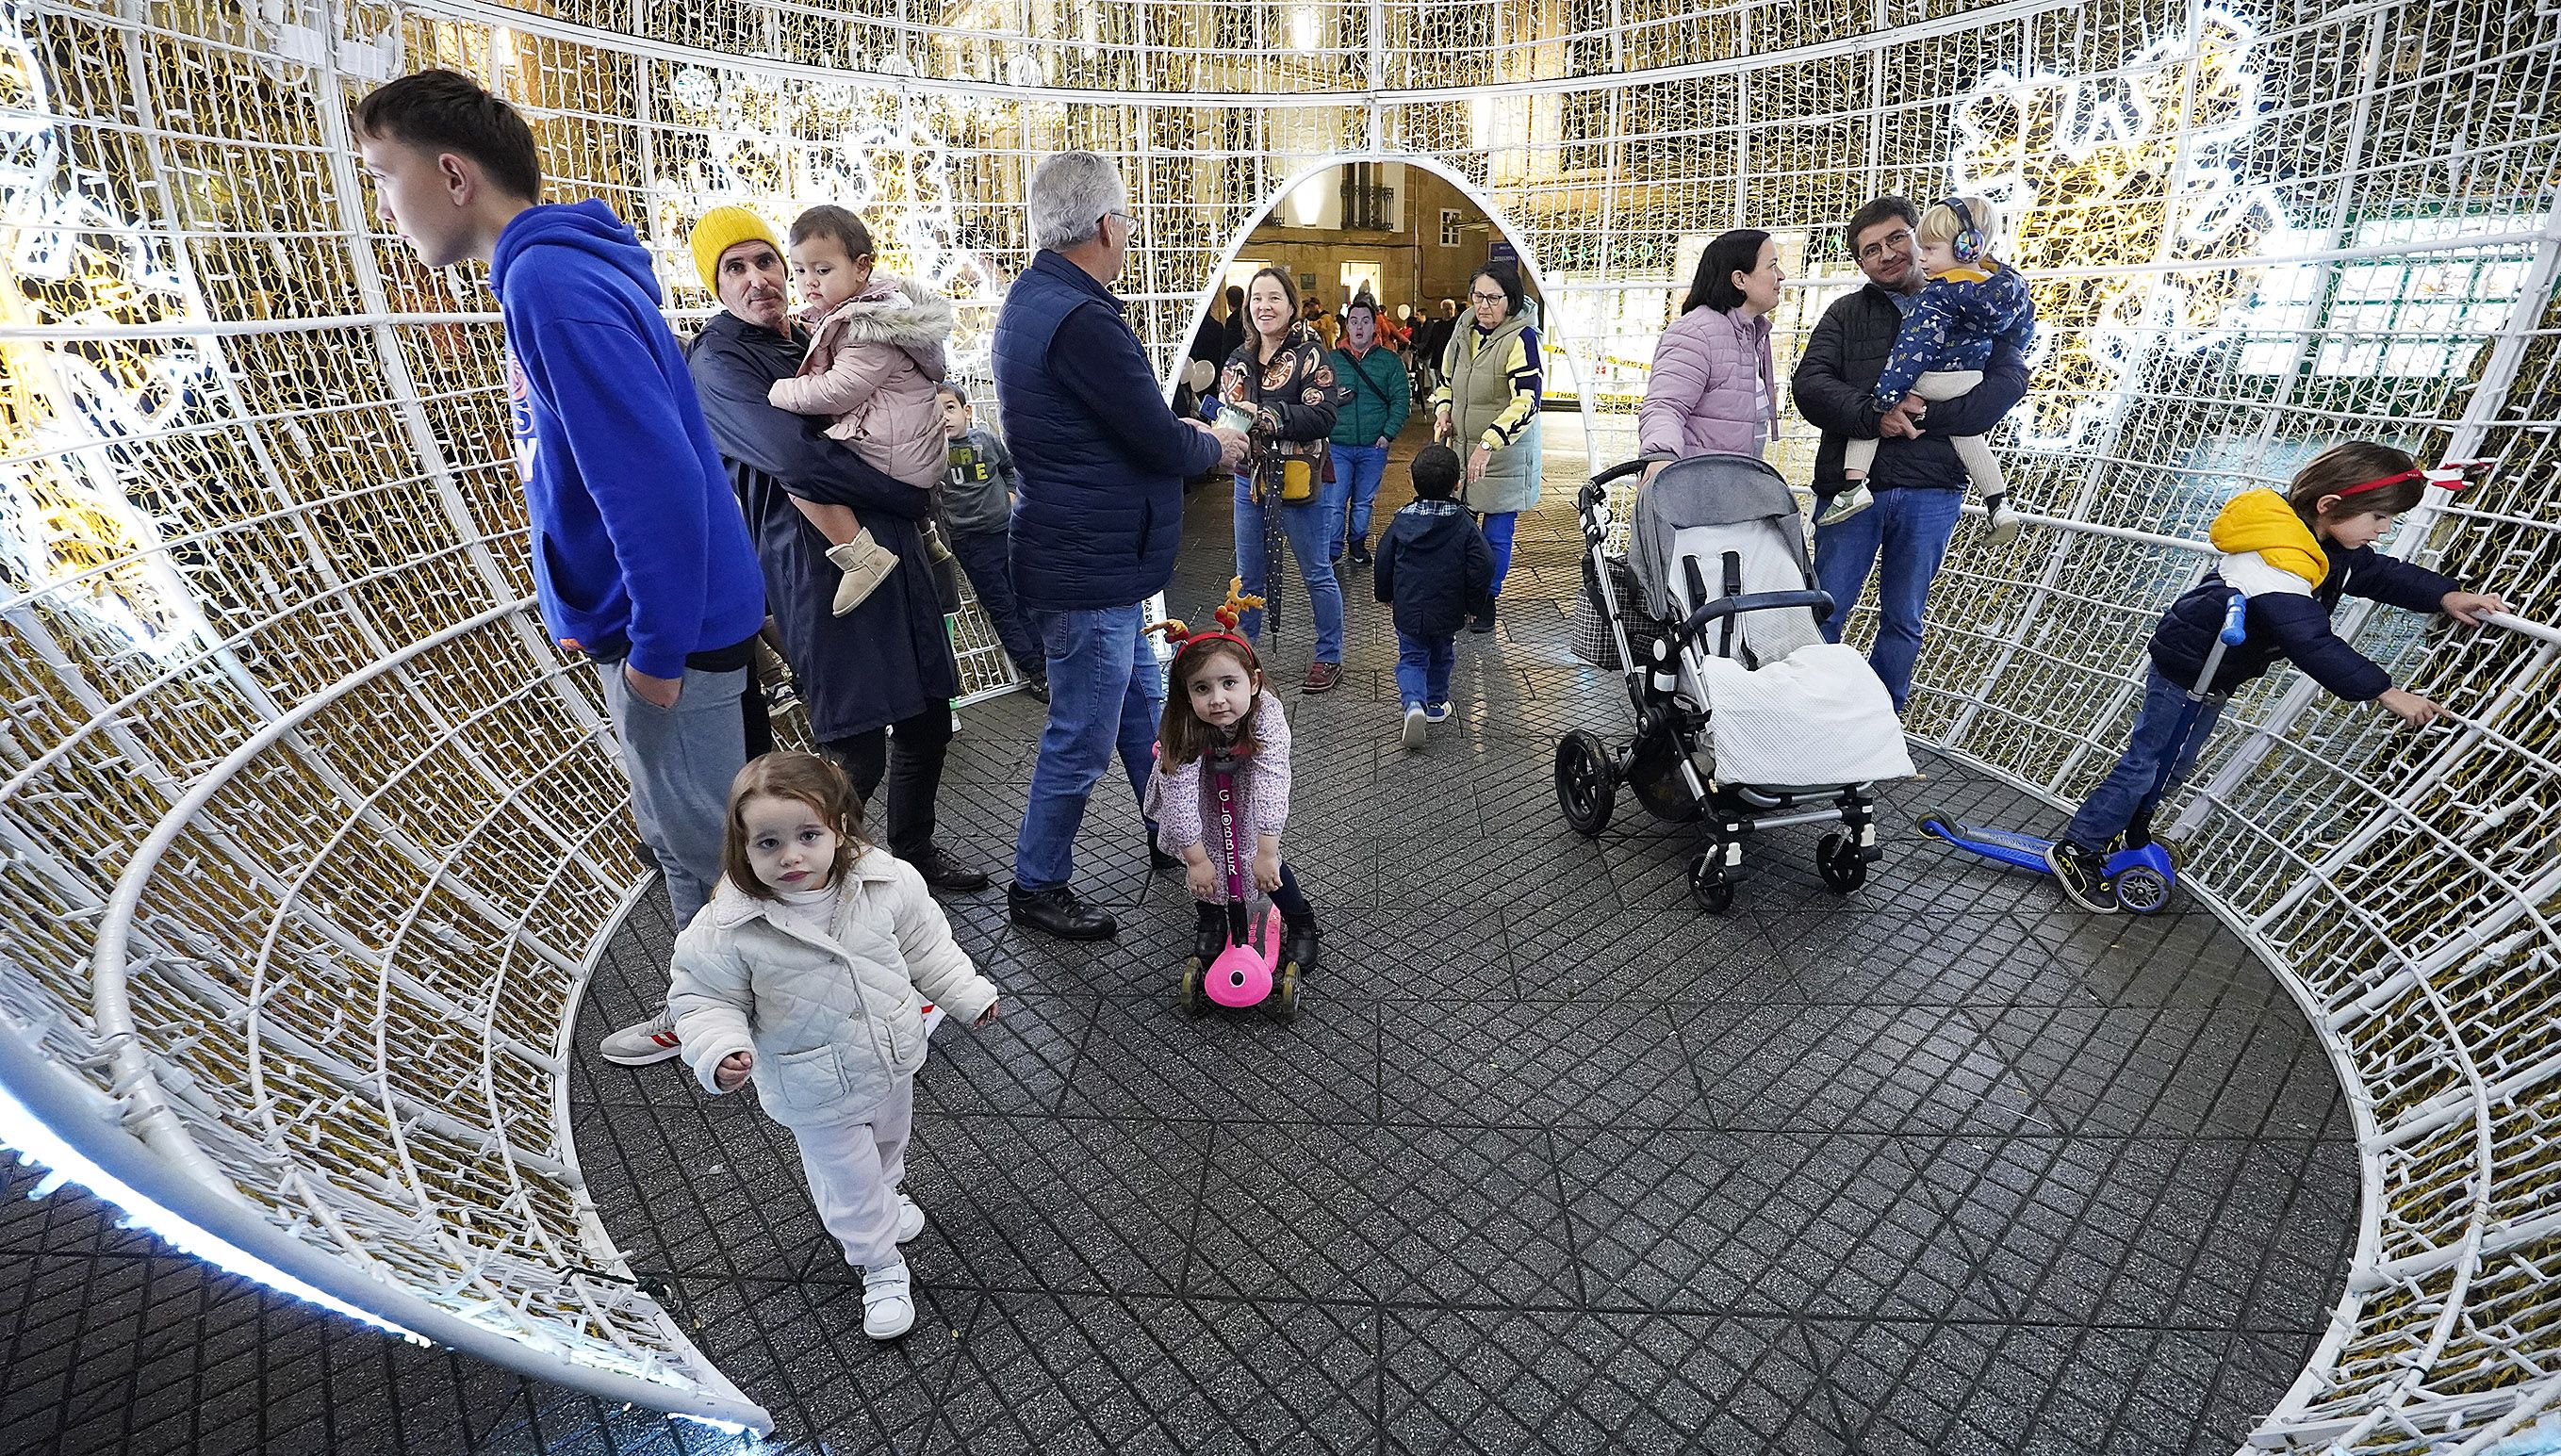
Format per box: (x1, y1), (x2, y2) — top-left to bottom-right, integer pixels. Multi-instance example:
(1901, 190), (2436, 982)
(764, 205), (955, 615)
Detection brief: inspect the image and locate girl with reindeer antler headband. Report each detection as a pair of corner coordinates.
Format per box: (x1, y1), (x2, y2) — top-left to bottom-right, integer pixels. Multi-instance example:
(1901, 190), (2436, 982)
(1141, 579), (1325, 990)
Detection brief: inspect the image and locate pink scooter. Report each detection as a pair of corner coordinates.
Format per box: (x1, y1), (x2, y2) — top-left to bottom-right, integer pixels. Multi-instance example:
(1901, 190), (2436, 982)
(1176, 748), (1304, 1023)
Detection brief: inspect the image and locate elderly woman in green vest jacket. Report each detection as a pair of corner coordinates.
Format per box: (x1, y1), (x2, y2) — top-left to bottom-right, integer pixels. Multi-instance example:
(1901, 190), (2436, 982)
(1432, 264), (1542, 633)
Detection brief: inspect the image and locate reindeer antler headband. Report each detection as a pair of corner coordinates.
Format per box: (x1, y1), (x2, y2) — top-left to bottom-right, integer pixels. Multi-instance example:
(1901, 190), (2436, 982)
(2337, 457), (2490, 499)
(1146, 578), (1265, 666)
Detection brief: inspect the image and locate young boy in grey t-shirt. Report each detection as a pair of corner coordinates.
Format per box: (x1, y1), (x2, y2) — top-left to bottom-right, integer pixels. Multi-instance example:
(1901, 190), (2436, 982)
(938, 384), (1045, 697)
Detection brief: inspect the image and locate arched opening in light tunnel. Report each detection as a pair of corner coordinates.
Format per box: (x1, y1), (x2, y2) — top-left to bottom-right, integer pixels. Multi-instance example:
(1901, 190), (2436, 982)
(1160, 152), (1601, 478)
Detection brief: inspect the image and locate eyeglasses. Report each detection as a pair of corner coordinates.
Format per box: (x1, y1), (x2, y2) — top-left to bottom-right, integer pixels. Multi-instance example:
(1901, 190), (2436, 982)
(1469, 291), (1506, 304)
(1108, 208), (1137, 234)
(1856, 226), (1913, 261)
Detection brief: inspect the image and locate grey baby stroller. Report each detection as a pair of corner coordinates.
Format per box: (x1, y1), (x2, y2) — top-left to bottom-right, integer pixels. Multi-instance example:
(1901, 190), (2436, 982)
(1554, 453), (1915, 913)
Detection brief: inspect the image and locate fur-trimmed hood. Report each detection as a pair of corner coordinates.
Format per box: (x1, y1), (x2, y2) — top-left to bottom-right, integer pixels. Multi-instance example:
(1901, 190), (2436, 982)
(814, 272), (956, 351)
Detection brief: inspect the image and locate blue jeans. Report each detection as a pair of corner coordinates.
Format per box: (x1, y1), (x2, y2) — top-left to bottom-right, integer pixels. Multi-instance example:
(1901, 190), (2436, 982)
(1480, 511), (1519, 597)
(1012, 605), (1165, 891)
(2062, 667), (2226, 850)
(1233, 478), (1345, 663)
(1331, 444), (1391, 556)
(1395, 630), (1455, 709)
(1812, 485), (1962, 712)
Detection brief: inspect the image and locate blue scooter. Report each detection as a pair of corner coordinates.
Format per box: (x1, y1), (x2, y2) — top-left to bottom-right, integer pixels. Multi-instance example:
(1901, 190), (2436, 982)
(1917, 592), (2248, 914)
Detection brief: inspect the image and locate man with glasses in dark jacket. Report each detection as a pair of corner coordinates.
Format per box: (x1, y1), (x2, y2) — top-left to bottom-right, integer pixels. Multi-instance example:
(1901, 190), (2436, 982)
(1792, 195), (2030, 712)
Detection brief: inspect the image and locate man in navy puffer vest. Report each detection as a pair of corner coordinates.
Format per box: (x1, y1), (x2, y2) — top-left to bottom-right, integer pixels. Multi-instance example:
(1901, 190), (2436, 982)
(993, 151), (1247, 940)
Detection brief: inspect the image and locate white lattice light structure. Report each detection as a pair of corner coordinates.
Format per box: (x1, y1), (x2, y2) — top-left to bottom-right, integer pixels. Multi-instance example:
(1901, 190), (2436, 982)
(1, 0), (2556, 1446)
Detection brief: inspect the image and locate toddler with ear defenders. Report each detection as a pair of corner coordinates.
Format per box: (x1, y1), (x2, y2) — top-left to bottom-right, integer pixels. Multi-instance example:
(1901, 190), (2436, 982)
(1821, 194), (2038, 546)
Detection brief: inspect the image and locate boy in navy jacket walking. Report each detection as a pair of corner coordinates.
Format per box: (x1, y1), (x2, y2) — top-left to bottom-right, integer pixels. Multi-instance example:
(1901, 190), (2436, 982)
(1374, 445), (1495, 748)
(357, 71), (766, 1068)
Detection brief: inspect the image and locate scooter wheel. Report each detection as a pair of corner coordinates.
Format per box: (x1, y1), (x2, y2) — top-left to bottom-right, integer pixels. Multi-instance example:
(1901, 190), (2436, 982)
(1271, 962), (1301, 1024)
(1912, 806), (1959, 839)
(1554, 730), (1617, 837)
(1687, 853), (1735, 916)
(1816, 832), (1867, 893)
(2111, 865), (2172, 915)
(1178, 957), (1207, 1016)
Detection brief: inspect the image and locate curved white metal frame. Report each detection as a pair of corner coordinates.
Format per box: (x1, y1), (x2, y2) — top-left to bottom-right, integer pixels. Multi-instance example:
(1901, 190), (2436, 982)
(2, 0), (2557, 1447)
(1165, 146), (1601, 458)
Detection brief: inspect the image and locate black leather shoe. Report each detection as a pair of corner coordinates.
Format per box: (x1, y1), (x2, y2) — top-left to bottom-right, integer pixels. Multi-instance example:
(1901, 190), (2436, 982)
(1468, 604), (1498, 634)
(1280, 916), (1322, 977)
(1009, 884), (1118, 940)
(908, 844), (992, 893)
(1192, 906), (1232, 965)
(1346, 541), (1371, 567)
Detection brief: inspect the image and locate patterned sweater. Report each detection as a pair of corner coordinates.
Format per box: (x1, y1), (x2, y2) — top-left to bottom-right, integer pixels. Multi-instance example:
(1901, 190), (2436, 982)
(1142, 691), (1293, 901)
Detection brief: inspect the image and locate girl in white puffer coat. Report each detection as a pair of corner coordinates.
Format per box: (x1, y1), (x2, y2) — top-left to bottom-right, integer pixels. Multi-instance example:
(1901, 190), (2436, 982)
(669, 752), (1000, 1341)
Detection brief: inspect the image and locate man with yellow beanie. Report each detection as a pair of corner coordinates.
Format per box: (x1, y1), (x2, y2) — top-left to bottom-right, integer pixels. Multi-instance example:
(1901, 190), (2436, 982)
(690, 205), (781, 300)
(683, 203), (994, 900)
(355, 70), (769, 1072)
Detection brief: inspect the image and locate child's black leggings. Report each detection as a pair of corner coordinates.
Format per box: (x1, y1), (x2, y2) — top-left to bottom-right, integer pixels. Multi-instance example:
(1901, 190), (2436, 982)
(1195, 862), (1313, 934)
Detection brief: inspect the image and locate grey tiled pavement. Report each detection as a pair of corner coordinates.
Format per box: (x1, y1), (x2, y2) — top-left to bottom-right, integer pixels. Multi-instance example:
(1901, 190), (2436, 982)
(1, 435), (2356, 1454)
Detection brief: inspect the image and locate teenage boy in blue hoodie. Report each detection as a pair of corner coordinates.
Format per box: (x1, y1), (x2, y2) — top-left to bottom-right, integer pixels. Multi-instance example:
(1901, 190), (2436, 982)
(356, 70), (768, 1068)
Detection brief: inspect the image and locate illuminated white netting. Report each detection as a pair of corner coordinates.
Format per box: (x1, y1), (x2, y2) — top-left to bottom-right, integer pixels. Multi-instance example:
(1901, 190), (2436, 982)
(1, 0), (2554, 1445)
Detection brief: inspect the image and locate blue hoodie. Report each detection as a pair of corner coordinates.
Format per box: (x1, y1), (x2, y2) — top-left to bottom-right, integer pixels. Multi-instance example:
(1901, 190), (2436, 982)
(488, 201), (765, 679)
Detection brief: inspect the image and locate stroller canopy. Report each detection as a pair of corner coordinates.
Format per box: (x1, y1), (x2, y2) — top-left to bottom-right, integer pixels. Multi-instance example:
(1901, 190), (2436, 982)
(1630, 452), (1811, 624)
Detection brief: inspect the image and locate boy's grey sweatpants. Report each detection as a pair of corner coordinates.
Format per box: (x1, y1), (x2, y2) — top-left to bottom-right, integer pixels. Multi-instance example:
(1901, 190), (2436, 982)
(792, 1077), (914, 1274)
(595, 661), (748, 930)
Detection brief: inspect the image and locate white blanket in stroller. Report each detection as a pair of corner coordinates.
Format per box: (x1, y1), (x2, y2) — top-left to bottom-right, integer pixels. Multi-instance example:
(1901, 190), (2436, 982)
(1689, 644), (1916, 789)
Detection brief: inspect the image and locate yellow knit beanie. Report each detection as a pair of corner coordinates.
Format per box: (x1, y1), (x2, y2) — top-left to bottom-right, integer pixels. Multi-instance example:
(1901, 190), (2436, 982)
(688, 205), (781, 296)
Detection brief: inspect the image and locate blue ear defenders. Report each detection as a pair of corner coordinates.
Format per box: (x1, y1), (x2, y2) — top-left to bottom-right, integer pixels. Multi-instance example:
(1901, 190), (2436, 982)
(1945, 197), (1987, 264)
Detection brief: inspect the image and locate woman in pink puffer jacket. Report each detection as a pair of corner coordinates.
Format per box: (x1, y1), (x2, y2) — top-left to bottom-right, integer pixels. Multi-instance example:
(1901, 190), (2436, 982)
(1637, 229), (1783, 476)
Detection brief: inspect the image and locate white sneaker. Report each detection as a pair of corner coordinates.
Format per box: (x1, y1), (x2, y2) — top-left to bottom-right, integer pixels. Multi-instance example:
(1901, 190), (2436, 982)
(895, 1193), (925, 1244)
(862, 1260), (916, 1339)
(1401, 706), (1428, 749)
(1984, 497), (2024, 548)
(1423, 701), (1453, 724)
(1816, 483), (1874, 527)
(599, 1008), (681, 1066)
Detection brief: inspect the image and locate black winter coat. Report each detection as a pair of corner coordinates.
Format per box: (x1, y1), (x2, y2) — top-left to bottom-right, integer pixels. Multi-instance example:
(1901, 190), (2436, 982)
(1373, 499), (1495, 636)
(1790, 283), (2029, 493)
(2150, 548), (2457, 700)
(687, 311), (959, 742)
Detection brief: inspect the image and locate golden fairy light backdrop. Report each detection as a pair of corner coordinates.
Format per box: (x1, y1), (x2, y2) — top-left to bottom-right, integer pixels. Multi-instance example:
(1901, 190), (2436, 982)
(1, 0), (2556, 1442)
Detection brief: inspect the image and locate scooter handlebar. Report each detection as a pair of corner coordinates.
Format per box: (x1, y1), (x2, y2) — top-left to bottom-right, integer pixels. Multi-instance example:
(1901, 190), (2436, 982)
(2219, 592), (2250, 646)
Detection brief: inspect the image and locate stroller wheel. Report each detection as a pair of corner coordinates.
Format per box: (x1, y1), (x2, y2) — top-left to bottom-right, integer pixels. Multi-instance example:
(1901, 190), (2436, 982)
(1816, 833), (1868, 894)
(1554, 730), (1617, 837)
(1687, 853), (1735, 916)
(2111, 865), (2172, 915)
(1178, 957), (1207, 1017)
(1271, 961), (1302, 1024)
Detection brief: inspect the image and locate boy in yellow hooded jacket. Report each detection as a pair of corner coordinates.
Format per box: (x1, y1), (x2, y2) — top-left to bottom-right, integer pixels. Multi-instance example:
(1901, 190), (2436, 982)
(2046, 442), (2506, 911)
